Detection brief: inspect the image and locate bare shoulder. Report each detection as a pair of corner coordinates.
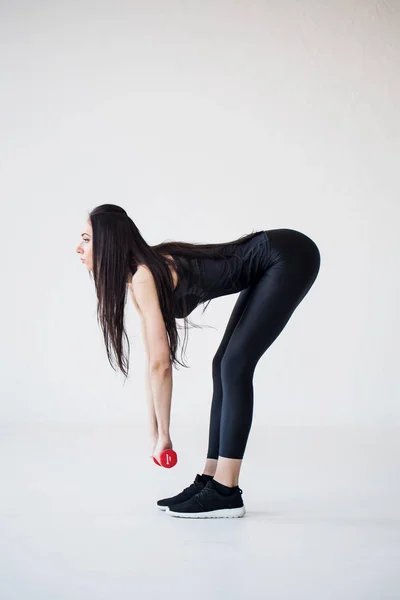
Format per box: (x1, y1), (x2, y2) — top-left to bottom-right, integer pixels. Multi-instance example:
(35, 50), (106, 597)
(128, 265), (154, 314)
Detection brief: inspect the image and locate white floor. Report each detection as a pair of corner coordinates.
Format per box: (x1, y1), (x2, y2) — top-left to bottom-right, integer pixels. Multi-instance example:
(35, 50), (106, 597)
(1, 423), (399, 599)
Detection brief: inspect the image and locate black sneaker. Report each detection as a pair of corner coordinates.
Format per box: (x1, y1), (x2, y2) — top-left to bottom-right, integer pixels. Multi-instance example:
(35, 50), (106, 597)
(166, 479), (246, 519)
(156, 474), (212, 511)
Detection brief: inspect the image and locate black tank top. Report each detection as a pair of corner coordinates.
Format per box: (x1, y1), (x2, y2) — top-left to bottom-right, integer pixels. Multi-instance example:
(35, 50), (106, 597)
(172, 231), (270, 318)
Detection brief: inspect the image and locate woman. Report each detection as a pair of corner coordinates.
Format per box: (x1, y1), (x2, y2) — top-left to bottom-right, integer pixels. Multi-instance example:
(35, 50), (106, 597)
(76, 204), (321, 519)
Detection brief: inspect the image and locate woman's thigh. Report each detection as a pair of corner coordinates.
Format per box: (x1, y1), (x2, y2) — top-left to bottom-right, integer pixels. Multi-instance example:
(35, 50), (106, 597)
(219, 229), (321, 374)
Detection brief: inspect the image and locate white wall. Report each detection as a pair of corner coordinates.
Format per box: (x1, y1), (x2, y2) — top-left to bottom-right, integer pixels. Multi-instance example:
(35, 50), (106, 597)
(1, 0), (399, 427)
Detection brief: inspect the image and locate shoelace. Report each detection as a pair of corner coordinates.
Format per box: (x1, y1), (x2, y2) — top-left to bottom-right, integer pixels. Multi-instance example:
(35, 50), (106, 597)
(193, 484), (243, 509)
(194, 484), (214, 508)
(183, 481), (203, 495)
(197, 485), (215, 498)
(196, 484), (243, 499)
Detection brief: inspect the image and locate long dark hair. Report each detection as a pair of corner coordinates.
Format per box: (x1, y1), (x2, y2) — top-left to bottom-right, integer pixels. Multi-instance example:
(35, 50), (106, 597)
(88, 204), (264, 379)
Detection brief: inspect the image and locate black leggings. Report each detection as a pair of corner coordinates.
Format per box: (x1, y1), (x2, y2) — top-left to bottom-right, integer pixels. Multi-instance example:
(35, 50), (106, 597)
(206, 228), (321, 460)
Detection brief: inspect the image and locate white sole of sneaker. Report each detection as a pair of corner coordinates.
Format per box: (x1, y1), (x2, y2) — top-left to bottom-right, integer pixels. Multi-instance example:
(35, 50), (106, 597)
(166, 506), (246, 518)
(157, 505), (168, 511)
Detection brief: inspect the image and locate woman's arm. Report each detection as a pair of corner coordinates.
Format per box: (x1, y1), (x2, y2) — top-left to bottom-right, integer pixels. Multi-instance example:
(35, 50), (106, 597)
(140, 318), (172, 441)
(139, 316), (159, 438)
(149, 363), (173, 440)
(144, 361), (158, 439)
(133, 266), (173, 441)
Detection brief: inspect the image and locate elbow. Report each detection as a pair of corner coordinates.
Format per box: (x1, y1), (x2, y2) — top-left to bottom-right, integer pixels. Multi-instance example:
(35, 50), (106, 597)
(149, 359), (171, 373)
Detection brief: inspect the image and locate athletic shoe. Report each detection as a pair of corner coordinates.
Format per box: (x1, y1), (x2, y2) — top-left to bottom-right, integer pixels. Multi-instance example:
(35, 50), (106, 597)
(166, 479), (246, 519)
(156, 473), (212, 511)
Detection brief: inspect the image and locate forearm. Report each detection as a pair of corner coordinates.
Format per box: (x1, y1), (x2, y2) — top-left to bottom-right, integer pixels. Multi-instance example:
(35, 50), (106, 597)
(149, 364), (173, 439)
(145, 364), (158, 438)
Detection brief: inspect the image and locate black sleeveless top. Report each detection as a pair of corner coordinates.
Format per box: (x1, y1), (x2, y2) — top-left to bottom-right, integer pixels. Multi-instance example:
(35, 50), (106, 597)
(172, 231), (270, 318)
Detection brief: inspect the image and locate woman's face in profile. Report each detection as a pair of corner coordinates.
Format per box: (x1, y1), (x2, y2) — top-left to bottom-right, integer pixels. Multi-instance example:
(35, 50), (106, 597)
(76, 220), (93, 271)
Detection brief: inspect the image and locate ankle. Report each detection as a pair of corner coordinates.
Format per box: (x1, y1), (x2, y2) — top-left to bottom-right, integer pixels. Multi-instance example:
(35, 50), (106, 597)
(213, 479), (238, 494)
(213, 475), (239, 487)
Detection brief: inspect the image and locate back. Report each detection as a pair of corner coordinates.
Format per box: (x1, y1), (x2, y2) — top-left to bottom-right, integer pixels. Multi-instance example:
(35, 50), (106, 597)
(173, 231), (270, 318)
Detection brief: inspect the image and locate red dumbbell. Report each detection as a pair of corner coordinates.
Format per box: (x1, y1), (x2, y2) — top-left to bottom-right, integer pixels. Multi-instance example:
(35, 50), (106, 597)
(152, 449), (178, 468)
